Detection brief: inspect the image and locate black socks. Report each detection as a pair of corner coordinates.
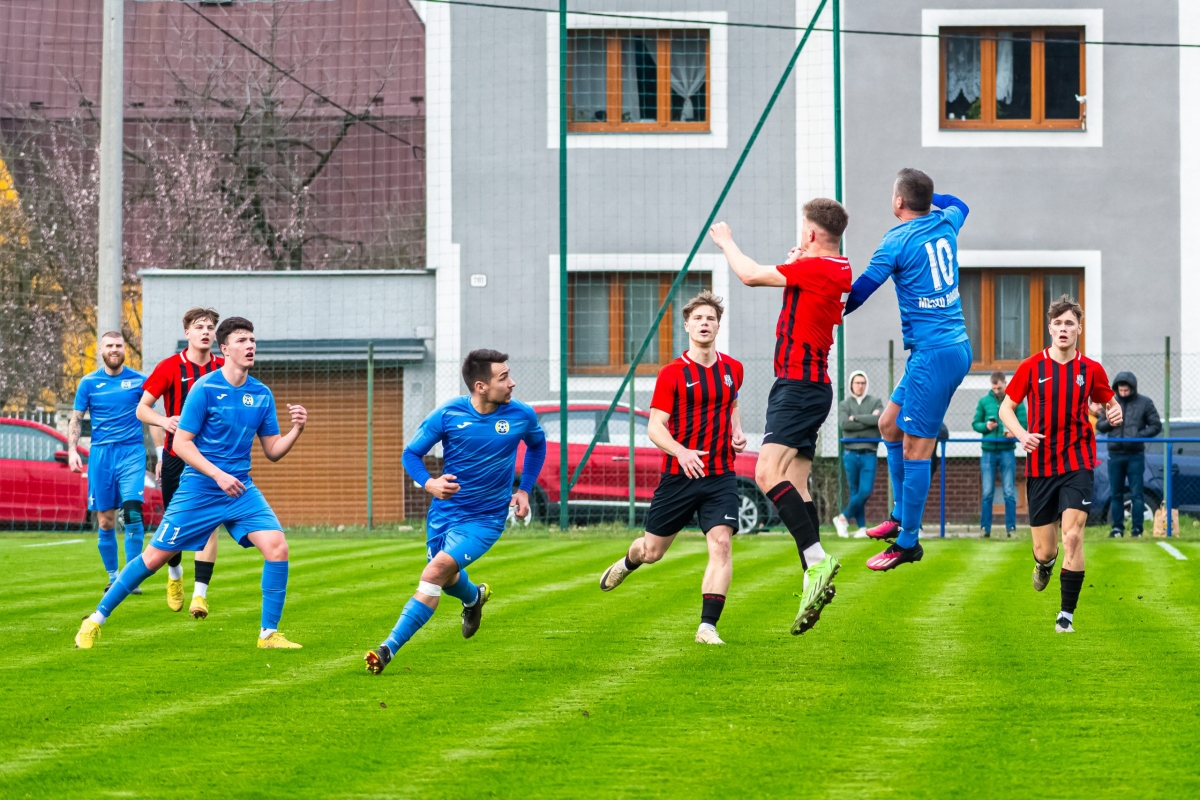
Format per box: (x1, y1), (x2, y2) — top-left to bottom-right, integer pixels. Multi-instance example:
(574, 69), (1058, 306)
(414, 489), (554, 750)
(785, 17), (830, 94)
(768, 482), (819, 567)
(701, 594), (726, 627)
(1060, 569), (1084, 615)
(168, 552), (182, 568)
(195, 559), (215, 586)
(624, 553), (641, 571)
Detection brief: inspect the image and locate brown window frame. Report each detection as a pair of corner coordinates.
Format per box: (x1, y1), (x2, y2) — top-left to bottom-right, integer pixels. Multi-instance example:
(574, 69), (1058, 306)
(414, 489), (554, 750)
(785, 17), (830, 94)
(939, 26), (1086, 131)
(964, 267), (1086, 372)
(567, 272), (711, 375)
(566, 29), (711, 134)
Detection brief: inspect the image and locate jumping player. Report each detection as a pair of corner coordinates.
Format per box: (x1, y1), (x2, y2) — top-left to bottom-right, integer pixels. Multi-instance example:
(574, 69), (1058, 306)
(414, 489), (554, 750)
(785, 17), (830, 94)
(75, 317), (308, 650)
(68, 332), (149, 592)
(844, 168), (973, 571)
(709, 197), (851, 635)
(138, 307), (224, 618)
(999, 296), (1121, 633)
(598, 291), (747, 645)
(365, 350), (547, 674)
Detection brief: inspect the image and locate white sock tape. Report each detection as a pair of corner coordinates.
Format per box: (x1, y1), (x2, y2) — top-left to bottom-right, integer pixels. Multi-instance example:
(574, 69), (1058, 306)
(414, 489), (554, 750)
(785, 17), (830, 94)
(417, 581), (442, 597)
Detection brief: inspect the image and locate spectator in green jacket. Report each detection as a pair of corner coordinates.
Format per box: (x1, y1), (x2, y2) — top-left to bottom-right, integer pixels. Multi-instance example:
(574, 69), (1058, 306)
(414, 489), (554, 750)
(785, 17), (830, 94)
(972, 370), (1026, 537)
(834, 370), (884, 537)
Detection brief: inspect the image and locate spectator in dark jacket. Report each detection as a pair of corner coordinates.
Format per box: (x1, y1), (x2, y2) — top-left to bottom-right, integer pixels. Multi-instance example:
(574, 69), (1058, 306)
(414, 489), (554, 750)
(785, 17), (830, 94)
(1096, 371), (1162, 537)
(834, 370), (883, 537)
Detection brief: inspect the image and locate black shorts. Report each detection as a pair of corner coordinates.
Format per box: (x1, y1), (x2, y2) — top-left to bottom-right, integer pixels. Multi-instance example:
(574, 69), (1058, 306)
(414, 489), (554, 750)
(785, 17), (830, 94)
(1027, 469), (1094, 528)
(160, 451), (186, 511)
(644, 472), (740, 537)
(762, 379), (833, 459)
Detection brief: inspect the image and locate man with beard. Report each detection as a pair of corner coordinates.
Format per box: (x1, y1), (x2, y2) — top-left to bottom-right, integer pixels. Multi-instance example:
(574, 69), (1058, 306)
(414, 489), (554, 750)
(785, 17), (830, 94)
(69, 332), (150, 591)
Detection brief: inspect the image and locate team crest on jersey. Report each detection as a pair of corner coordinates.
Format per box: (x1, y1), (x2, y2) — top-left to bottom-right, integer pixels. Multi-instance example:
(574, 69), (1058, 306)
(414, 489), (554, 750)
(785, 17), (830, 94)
(495, 420), (510, 434)
(723, 374), (733, 388)
(1076, 375), (1084, 387)
(243, 393), (254, 406)
(121, 379), (134, 389)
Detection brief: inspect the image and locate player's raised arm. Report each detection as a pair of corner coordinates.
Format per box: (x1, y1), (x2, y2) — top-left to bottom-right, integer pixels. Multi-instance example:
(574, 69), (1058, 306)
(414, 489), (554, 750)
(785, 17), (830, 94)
(931, 192), (969, 229)
(709, 222), (786, 288)
(844, 247), (894, 315)
(259, 403), (307, 462)
(647, 408), (707, 478)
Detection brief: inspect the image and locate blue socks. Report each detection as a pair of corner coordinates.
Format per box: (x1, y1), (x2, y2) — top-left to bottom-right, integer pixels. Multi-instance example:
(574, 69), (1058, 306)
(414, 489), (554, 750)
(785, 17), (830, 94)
(382, 597), (436, 653)
(443, 570), (479, 606)
(897, 458), (932, 549)
(97, 555), (155, 618)
(123, 522), (144, 567)
(885, 440), (905, 519)
(97, 527), (119, 578)
(260, 560), (289, 630)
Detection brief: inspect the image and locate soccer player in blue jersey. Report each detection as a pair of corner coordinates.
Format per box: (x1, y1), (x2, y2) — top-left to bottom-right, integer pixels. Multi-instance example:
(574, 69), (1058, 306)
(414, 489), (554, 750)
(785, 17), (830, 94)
(75, 317), (308, 650)
(68, 332), (149, 591)
(365, 349), (547, 675)
(844, 168), (973, 571)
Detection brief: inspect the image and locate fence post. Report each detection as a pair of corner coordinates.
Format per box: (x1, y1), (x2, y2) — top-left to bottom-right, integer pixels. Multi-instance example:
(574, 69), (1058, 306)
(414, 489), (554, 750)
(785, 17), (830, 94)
(366, 340), (374, 531)
(939, 438), (947, 538)
(628, 376), (636, 529)
(1165, 335), (1172, 537)
(886, 339), (894, 513)
(557, 0), (569, 530)
(833, 0), (845, 517)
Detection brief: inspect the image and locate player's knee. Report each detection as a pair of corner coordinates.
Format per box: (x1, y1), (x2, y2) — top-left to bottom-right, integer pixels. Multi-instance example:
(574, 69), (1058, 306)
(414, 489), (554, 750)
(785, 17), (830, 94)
(121, 500), (144, 527)
(1062, 529), (1083, 551)
(641, 546), (665, 564)
(97, 510), (116, 528)
(754, 461), (778, 492)
(709, 533), (732, 563)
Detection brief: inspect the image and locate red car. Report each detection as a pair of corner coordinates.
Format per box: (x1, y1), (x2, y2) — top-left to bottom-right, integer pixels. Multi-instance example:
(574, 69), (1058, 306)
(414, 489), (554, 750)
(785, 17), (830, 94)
(516, 403), (771, 533)
(0, 417), (164, 529)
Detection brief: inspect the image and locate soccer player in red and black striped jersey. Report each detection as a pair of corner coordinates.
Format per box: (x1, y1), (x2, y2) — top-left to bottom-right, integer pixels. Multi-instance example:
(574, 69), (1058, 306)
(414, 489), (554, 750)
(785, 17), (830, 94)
(709, 198), (852, 635)
(1000, 295), (1122, 634)
(599, 291), (747, 645)
(136, 307), (225, 618)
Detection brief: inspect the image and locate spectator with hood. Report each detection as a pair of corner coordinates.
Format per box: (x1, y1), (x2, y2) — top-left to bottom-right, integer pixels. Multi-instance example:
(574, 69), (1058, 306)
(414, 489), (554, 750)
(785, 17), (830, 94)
(834, 370), (883, 537)
(1096, 371), (1162, 537)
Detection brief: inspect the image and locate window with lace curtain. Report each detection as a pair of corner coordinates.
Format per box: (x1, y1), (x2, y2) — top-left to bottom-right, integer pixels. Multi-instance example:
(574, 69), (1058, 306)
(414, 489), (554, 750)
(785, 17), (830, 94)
(567, 29), (709, 132)
(960, 269), (1085, 370)
(941, 27), (1085, 130)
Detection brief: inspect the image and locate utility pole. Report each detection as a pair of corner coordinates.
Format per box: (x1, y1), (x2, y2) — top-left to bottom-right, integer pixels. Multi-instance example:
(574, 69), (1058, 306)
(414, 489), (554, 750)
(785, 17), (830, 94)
(96, 0), (125, 357)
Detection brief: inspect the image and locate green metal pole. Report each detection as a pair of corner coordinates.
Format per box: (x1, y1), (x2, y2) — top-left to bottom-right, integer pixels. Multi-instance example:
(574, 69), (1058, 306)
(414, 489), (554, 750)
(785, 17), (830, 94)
(833, 0), (845, 517)
(628, 376), (636, 528)
(366, 341), (375, 531)
(886, 339), (894, 513)
(558, 0), (569, 530)
(569, 0), (830, 490)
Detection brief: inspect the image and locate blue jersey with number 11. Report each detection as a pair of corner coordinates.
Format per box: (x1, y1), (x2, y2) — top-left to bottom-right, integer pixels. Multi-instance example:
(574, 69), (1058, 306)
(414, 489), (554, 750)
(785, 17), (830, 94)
(862, 205), (969, 351)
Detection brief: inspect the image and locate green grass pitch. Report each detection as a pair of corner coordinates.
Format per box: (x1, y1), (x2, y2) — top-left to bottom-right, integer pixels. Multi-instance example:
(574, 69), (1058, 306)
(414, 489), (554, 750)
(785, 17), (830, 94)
(2, 528), (1200, 798)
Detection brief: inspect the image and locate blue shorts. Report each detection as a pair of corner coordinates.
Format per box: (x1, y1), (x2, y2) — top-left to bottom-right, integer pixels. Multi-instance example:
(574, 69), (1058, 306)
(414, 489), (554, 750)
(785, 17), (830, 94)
(151, 482), (281, 551)
(892, 340), (972, 439)
(426, 517), (503, 569)
(86, 443), (146, 511)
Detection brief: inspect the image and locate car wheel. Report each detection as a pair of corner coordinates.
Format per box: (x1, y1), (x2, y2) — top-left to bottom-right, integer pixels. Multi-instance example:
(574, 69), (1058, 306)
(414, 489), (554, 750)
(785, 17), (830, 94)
(736, 480), (768, 534)
(1124, 495), (1159, 524)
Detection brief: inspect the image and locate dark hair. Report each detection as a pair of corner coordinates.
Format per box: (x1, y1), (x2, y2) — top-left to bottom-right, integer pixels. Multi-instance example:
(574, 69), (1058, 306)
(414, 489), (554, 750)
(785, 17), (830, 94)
(802, 197), (849, 239)
(462, 348), (509, 390)
(183, 307), (219, 330)
(681, 290), (725, 323)
(895, 168), (934, 213)
(990, 370), (1006, 383)
(215, 316), (254, 346)
(1046, 294), (1083, 323)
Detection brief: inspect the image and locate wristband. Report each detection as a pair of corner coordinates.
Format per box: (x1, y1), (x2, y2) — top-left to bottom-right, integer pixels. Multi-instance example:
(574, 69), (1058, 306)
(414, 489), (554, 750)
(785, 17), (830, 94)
(156, 446), (164, 462)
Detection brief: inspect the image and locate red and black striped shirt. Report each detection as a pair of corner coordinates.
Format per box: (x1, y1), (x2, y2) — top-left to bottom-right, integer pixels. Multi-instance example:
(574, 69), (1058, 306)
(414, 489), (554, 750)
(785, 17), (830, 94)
(650, 351), (744, 475)
(774, 256), (853, 382)
(143, 351), (225, 455)
(1006, 349), (1114, 478)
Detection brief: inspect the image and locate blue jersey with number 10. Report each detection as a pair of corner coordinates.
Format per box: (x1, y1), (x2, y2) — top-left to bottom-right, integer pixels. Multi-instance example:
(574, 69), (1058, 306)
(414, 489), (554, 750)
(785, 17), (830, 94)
(862, 206), (969, 351)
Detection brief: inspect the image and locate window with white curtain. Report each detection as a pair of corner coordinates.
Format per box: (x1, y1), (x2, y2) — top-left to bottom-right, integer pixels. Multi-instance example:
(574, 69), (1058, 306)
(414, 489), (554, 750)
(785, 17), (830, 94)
(960, 268), (1085, 369)
(567, 29), (709, 132)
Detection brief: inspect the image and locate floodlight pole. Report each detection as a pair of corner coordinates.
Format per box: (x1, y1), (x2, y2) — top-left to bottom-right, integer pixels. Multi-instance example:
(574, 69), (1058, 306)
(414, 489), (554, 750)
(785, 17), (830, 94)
(97, 0), (124, 359)
(558, 0), (569, 530)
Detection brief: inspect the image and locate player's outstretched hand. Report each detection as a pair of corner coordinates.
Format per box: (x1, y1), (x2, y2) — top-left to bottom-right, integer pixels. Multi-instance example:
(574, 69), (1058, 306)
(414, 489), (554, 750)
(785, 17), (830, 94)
(287, 404), (308, 429)
(426, 474), (461, 500)
(709, 222), (733, 249)
(67, 450), (84, 473)
(675, 448), (708, 479)
(731, 429), (747, 454)
(1017, 431), (1044, 454)
(215, 470), (246, 498)
(510, 489), (531, 521)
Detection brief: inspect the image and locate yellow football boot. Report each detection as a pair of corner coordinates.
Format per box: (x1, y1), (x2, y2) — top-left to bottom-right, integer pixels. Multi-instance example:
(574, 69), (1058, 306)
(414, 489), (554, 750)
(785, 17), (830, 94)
(166, 577), (184, 612)
(189, 595), (209, 620)
(257, 631), (302, 649)
(75, 618), (101, 649)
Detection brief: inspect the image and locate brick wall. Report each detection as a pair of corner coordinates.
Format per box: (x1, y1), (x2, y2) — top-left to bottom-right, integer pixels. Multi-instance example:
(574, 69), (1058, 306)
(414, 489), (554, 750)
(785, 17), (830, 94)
(860, 457), (1029, 526)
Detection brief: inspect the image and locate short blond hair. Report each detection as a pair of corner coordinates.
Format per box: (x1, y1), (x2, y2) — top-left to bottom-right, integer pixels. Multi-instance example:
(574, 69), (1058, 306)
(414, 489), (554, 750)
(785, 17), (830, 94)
(681, 290), (725, 323)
